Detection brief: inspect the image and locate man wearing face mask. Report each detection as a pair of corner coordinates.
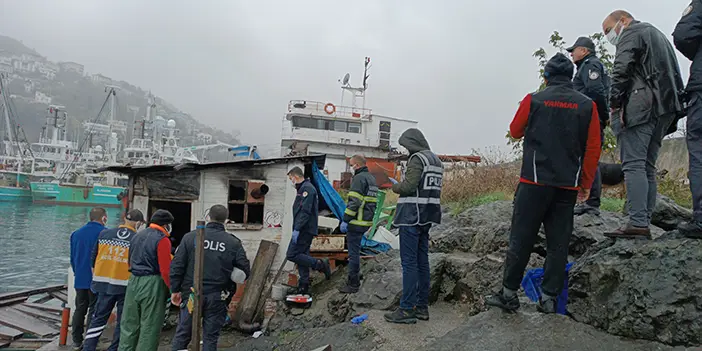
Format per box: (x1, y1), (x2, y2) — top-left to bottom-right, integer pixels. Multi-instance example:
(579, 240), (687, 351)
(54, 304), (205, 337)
(70, 207), (108, 350)
(602, 10), (686, 239)
(566, 37), (611, 216)
(82, 210), (145, 351)
(339, 155), (378, 294)
(119, 209), (174, 351)
(285, 167), (331, 295)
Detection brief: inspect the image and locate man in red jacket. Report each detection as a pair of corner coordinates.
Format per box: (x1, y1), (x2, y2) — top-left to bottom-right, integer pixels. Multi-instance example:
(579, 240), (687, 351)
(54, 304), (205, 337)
(486, 53), (601, 314)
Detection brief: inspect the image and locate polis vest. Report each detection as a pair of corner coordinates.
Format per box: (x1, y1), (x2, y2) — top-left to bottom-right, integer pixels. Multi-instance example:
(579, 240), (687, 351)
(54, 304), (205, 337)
(394, 150), (443, 226)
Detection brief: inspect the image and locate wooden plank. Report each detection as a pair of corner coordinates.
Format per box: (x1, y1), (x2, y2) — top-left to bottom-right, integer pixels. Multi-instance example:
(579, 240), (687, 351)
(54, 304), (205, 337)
(0, 325), (23, 340)
(0, 340), (10, 348)
(0, 308), (59, 337)
(12, 305), (62, 323)
(32, 294), (55, 304)
(21, 303), (62, 314)
(0, 285), (66, 302)
(0, 297), (27, 307)
(48, 292), (67, 303)
(9, 338), (53, 348)
(36, 338), (59, 351)
(233, 240), (279, 325)
(310, 235), (345, 252)
(192, 220), (206, 351)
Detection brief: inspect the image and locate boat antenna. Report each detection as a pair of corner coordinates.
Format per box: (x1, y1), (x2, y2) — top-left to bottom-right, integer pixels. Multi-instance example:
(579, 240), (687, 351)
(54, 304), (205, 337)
(340, 57), (371, 111)
(58, 88), (114, 181)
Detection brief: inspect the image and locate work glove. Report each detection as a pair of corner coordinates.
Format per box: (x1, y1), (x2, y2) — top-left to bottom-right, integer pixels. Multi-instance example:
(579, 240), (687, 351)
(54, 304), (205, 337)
(389, 178), (398, 184)
(292, 230), (300, 244)
(340, 222), (348, 233)
(230, 267), (247, 284)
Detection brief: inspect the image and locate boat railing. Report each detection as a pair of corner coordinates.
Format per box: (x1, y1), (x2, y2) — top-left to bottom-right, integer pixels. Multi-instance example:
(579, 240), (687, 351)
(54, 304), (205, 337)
(288, 100), (372, 120)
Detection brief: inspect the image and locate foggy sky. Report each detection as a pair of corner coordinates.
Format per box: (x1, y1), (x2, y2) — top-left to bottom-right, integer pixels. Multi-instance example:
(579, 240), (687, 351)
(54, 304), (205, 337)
(0, 1), (693, 155)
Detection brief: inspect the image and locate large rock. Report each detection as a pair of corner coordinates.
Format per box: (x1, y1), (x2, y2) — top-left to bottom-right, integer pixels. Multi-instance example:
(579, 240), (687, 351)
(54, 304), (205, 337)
(569, 231), (702, 346)
(421, 309), (689, 351)
(651, 194), (693, 231)
(228, 323), (377, 351)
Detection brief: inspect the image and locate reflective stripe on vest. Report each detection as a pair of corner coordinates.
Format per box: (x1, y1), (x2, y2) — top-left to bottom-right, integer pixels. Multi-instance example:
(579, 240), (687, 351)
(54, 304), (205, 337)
(347, 190), (376, 227)
(394, 150), (443, 227)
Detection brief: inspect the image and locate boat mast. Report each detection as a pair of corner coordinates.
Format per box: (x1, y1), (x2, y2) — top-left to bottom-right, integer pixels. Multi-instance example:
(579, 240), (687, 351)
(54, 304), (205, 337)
(340, 57), (371, 111)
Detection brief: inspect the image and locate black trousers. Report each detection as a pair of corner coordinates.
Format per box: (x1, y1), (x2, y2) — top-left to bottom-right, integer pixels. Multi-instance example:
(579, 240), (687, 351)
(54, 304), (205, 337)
(502, 183), (577, 297)
(72, 289), (96, 344)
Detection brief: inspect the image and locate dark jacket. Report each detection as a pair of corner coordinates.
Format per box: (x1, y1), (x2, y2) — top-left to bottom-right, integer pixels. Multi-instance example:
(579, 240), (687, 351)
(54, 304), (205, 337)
(343, 166), (379, 230)
(292, 179), (319, 237)
(574, 53), (610, 127)
(674, 1), (702, 93)
(128, 224), (172, 287)
(70, 221), (106, 289)
(392, 129), (431, 196)
(610, 21), (685, 135)
(170, 222), (251, 295)
(511, 76), (602, 189)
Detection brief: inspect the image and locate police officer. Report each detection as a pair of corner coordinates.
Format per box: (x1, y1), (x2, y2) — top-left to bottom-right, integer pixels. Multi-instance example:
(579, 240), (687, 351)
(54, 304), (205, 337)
(674, 1), (702, 239)
(384, 128), (443, 324)
(83, 210), (145, 351)
(169, 205), (251, 351)
(566, 36), (611, 216)
(485, 53), (601, 314)
(286, 167), (331, 295)
(339, 155), (378, 294)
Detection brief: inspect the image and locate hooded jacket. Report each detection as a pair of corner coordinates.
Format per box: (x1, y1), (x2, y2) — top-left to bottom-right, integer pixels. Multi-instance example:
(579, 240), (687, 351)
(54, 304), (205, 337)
(674, 0), (702, 93)
(392, 129), (432, 196)
(610, 21), (685, 135)
(343, 166), (378, 231)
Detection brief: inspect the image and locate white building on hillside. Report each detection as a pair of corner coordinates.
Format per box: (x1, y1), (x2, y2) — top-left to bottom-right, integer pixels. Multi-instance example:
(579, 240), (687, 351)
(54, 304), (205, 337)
(59, 61), (84, 75)
(92, 74), (112, 85)
(38, 62), (59, 80)
(34, 91), (52, 104)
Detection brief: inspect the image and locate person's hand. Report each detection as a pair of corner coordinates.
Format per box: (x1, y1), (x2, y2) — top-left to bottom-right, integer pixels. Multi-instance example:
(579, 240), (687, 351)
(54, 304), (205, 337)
(171, 292), (182, 307)
(389, 178), (398, 185)
(577, 188), (591, 203)
(340, 222), (348, 233)
(292, 230), (300, 244)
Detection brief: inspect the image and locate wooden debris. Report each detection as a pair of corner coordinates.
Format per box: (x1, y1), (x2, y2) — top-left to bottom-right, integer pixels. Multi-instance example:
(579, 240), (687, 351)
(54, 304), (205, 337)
(0, 325), (23, 340)
(9, 337), (54, 349)
(233, 240), (279, 325)
(48, 291), (68, 303)
(0, 307), (59, 337)
(13, 305), (62, 323)
(0, 296), (28, 307)
(21, 303), (63, 314)
(0, 285), (66, 301)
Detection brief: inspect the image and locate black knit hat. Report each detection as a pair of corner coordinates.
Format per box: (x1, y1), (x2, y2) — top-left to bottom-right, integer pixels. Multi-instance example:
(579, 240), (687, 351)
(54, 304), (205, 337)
(544, 53), (574, 79)
(150, 209), (174, 226)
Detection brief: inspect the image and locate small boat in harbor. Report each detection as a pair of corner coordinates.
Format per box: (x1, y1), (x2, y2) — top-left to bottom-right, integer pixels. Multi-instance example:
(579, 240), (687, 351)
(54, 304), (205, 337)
(0, 157), (32, 202)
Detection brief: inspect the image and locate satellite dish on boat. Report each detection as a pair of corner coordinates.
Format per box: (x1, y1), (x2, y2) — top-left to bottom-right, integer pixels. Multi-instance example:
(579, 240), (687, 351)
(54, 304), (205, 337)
(167, 119), (176, 128)
(342, 73), (350, 86)
(95, 145), (103, 152)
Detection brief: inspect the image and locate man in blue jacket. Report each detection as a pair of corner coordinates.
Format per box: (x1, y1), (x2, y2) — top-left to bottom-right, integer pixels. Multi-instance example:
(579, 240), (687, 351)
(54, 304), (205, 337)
(285, 166), (331, 295)
(70, 207), (108, 350)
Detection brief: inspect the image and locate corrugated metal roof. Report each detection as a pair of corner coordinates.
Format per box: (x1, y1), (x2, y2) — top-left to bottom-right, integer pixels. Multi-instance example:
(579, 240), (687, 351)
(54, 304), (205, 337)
(96, 154), (327, 175)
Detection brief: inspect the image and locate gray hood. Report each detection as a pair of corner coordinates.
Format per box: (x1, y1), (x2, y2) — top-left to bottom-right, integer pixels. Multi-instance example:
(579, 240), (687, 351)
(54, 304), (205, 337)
(398, 128), (431, 154)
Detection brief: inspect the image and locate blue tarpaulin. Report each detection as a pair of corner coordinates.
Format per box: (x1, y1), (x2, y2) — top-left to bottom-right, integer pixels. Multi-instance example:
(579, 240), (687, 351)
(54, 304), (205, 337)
(310, 161), (391, 254)
(521, 262), (574, 315)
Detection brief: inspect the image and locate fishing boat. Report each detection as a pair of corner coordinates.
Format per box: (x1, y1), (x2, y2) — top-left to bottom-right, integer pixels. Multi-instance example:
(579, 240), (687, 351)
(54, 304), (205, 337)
(0, 156), (32, 201)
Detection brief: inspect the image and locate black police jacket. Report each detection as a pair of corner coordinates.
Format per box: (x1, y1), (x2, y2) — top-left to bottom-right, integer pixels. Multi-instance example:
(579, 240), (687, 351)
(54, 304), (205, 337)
(574, 53), (610, 127)
(610, 21), (685, 135)
(292, 179), (319, 236)
(674, 1), (702, 93)
(169, 222), (251, 295)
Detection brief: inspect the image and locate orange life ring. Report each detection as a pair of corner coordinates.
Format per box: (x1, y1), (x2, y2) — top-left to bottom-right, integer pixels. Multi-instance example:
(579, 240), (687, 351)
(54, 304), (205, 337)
(324, 103), (336, 115)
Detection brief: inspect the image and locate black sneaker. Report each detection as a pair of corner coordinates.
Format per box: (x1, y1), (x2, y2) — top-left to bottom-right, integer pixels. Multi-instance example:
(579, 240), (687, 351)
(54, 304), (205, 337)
(72, 342), (83, 351)
(678, 221), (702, 239)
(485, 289), (520, 312)
(384, 308), (417, 324)
(537, 298), (557, 314)
(294, 285), (309, 296)
(415, 306), (429, 321)
(317, 259), (332, 280)
(574, 203), (600, 216)
(338, 283), (359, 294)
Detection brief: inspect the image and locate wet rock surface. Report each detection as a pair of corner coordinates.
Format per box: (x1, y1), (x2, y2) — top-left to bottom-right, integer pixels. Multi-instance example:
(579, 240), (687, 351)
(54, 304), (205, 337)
(421, 309), (690, 351)
(651, 194), (694, 231)
(569, 231), (702, 346)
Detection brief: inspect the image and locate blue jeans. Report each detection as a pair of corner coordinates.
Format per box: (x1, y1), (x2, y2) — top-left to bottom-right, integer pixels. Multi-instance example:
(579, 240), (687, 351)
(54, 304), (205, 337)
(82, 293), (125, 351)
(399, 225), (431, 310)
(171, 291), (228, 351)
(285, 234), (318, 288)
(346, 229), (365, 286)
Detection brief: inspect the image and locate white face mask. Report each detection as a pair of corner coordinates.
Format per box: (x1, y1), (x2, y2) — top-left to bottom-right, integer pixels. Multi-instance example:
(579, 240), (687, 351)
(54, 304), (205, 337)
(101, 216), (108, 226)
(606, 20), (622, 46)
(135, 222), (144, 231)
(164, 223), (172, 234)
